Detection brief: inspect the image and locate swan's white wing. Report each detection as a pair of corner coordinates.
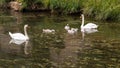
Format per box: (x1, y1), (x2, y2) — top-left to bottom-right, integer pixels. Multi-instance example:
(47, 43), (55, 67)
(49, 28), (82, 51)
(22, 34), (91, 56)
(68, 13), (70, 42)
(84, 23), (98, 29)
(11, 33), (26, 40)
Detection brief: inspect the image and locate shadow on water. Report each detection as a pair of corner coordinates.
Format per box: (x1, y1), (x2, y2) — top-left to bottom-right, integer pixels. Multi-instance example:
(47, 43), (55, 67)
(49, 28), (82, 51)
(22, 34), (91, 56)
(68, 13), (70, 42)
(0, 10), (120, 67)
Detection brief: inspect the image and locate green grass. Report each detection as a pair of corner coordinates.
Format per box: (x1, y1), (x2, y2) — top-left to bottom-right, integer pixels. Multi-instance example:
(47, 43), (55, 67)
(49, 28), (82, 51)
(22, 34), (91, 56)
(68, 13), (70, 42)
(83, 0), (120, 21)
(19, 0), (81, 14)
(25, 0), (120, 21)
(49, 0), (81, 14)
(1, 0), (120, 21)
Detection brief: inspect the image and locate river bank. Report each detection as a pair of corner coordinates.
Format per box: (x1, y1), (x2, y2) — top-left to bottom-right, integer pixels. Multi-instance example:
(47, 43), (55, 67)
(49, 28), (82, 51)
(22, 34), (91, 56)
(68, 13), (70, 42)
(1, 0), (120, 21)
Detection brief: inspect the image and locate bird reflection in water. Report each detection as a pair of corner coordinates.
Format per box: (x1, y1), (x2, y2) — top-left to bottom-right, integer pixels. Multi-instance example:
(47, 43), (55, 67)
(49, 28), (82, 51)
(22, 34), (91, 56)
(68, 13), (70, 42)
(9, 39), (31, 55)
(79, 28), (99, 51)
(81, 28), (98, 41)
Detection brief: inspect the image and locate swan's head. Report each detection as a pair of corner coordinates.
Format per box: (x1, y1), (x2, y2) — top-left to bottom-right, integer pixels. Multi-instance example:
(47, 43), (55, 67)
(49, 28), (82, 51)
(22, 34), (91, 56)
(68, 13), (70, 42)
(24, 24), (28, 28)
(51, 29), (55, 32)
(80, 14), (84, 18)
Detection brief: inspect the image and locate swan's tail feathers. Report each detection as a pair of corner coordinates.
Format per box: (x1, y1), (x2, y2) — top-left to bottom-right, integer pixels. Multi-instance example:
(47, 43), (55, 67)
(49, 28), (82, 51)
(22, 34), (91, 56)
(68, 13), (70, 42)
(9, 32), (12, 38)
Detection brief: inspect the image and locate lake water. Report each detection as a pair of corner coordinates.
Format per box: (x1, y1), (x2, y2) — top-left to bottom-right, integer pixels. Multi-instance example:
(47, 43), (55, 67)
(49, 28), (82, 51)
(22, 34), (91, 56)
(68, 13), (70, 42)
(0, 10), (120, 68)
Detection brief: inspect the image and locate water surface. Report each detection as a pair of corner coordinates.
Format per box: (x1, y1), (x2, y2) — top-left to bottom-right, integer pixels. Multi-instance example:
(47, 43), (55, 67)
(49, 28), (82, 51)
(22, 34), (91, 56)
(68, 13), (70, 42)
(0, 10), (120, 68)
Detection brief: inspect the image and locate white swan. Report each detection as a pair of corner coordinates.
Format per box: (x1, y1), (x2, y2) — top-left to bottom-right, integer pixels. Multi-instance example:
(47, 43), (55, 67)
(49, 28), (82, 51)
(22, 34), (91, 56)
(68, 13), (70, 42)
(67, 29), (75, 34)
(81, 14), (98, 32)
(9, 39), (26, 45)
(9, 24), (29, 40)
(71, 28), (78, 32)
(43, 29), (55, 34)
(64, 24), (70, 30)
(67, 28), (77, 35)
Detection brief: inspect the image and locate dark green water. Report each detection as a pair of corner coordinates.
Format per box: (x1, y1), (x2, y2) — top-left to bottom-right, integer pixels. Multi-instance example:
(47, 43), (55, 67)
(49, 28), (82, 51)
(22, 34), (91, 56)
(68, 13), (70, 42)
(0, 10), (120, 68)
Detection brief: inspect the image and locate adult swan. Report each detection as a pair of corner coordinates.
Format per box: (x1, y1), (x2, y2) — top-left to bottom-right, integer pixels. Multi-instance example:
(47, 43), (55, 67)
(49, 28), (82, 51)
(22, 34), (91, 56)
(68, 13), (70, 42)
(9, 24), (29, 40)
(80, 14), (98, 32)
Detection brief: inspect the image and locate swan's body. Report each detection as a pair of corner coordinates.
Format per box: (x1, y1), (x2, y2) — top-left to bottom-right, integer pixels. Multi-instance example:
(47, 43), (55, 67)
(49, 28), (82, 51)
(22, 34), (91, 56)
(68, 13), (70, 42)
(82, 23), (98, 29)
(67, 29), (75, 34)
(9, 24), (29, 40)
(9, 39), (26, 45)
(67, 28), (77, 35)
(43, 29), (55, 34)
(71, 28), (78, 32)
(64, 24), (70, 30)
(81, 14), (98, 31)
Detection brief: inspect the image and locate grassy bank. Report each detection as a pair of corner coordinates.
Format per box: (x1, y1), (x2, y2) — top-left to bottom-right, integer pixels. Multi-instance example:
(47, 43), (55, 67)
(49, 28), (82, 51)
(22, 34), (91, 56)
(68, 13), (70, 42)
(1, 0), (120, 21)
(17, 0), (120, 21)
(18, 0), (81, 14)
(83, 0), (120, 21)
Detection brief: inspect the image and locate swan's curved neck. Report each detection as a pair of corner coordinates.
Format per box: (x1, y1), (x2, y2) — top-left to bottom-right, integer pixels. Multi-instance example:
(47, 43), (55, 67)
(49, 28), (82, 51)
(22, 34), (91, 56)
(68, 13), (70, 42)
(81, 15), (84, 28)
(24, 26), (29, 39)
